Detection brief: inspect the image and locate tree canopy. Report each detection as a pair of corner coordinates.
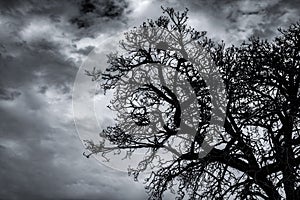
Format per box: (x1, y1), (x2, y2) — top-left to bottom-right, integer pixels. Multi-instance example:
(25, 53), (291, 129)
(85, 7), (300, 200)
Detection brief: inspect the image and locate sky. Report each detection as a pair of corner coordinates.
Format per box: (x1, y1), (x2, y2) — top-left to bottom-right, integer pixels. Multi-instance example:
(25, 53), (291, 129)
(0, 0), (299, 199)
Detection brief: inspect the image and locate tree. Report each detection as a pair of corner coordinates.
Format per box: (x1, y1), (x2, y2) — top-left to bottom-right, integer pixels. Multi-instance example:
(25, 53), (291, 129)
(85, 7), (300, 200)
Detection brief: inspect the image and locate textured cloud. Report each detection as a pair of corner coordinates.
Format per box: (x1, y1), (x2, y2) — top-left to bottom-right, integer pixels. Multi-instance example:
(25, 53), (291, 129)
(0, 0), (146, 200)
(0, 92), (146, 200)
(0, 0), (299, 200)
(176, 0), (300, 44)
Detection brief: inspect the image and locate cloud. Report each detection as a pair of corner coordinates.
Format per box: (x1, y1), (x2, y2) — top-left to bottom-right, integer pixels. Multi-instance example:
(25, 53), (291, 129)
(0, 83), (147, 200)
(0, 88), (21, 101)
(70, 0), (129, 29)
(0, 0), (147, 199)
(174, 0), (300, 44)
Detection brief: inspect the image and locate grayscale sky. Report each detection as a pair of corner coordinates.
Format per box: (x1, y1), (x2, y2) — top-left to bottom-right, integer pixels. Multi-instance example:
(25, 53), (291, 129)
(0, 0), (299, 199)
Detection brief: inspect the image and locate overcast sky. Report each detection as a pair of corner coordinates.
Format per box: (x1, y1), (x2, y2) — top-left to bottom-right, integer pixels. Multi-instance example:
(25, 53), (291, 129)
(0, 0), (299, 200)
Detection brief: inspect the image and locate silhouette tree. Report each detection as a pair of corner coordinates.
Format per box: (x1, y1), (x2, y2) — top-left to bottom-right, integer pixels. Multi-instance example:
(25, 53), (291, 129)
(85, 7), (300, 200)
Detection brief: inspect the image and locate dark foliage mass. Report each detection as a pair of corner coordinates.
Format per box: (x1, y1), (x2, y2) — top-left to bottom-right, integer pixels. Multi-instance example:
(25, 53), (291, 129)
(86, 7), (300, 200)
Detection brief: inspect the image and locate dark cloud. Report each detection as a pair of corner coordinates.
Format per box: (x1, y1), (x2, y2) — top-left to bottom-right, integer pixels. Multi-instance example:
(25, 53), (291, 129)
(0, 85), (146, 200)
(175, 0), (300, 43)
(72, 45), (95, 56)
(0, 0), (146, 199)
(71, 0), (129, 29)
(0, 88), (21, 101)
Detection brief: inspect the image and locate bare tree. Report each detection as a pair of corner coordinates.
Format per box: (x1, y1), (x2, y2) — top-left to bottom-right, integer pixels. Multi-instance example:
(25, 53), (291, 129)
(85, 7), (300, 200)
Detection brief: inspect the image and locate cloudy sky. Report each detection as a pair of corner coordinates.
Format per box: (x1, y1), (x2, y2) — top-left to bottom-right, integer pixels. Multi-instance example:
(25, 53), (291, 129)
(0, 0), (299, 199)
